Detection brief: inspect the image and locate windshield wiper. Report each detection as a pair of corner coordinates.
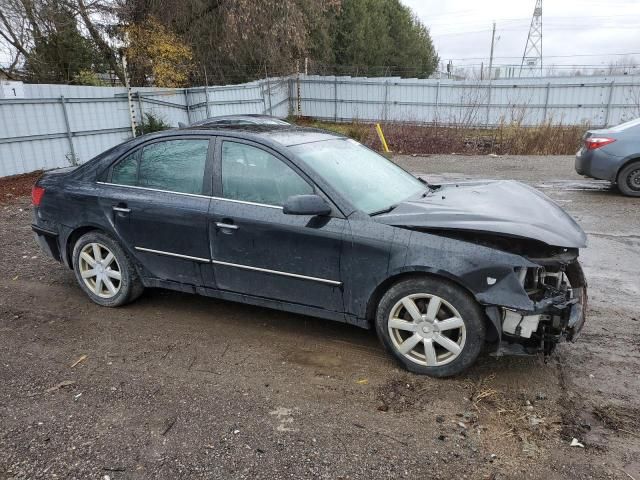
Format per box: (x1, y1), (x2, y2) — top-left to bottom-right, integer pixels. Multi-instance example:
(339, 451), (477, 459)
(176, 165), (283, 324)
(370, 204), (398, 216)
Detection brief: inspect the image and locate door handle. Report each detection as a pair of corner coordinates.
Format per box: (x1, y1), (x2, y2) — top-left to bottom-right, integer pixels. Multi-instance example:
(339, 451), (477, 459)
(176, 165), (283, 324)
(215, 222), (238, 230)
(113, 206), (131, 213)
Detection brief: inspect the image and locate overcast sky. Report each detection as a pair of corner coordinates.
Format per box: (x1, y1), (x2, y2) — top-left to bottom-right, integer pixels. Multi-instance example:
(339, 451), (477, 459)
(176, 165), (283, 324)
(402, 0), (640, 74)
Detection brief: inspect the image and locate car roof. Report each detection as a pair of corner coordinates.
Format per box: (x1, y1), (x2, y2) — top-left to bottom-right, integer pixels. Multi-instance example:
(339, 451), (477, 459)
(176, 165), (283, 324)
(176, 124), (344, 147)
(190, 114), (290, 126)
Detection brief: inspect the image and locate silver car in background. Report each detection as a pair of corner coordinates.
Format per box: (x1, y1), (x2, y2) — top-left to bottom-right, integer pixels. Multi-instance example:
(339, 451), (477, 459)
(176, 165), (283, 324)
(575, 118), (640, 196)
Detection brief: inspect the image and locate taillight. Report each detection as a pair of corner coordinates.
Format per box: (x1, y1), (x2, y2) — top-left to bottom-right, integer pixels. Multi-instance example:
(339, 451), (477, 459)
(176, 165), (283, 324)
(32, 185), (45, 206)
(585, 137), (616, 150)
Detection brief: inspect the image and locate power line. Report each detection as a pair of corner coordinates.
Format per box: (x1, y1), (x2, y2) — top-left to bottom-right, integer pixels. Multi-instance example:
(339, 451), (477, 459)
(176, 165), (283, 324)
(428, 13), (640, 28)
(442, 52), (640, 61)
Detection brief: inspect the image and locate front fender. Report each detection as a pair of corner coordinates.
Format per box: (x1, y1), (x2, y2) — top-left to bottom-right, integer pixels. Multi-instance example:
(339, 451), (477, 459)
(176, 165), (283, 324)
(396, 230), (537, 311)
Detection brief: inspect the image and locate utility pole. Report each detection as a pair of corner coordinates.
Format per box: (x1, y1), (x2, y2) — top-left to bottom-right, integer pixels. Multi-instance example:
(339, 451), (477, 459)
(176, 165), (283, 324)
(519, 0), (543, 77)
(488, 21), (496, 81)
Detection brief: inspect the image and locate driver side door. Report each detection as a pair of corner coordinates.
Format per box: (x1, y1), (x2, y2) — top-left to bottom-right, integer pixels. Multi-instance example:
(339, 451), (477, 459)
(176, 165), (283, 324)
(207, 138), (346, 312)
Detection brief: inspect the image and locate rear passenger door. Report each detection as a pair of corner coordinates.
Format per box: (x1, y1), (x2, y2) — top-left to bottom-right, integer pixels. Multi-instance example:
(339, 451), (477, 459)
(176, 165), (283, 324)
(100, 137), (213, 286)
(207, 138), (345, 312)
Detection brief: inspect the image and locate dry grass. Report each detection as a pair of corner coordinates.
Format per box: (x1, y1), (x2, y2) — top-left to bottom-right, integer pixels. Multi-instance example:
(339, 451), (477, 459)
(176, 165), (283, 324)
(593, 403), (640, 434)
(293, 117), (586, 156)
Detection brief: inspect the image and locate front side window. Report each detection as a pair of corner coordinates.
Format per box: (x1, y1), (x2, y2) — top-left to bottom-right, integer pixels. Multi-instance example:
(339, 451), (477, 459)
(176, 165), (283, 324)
(110, 139), (209, 195)
(221, 141), (313, 206)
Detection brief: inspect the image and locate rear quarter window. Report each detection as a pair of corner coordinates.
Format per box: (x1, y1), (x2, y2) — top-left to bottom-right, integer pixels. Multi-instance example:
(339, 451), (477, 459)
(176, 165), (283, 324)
(109, 139), (209, 195)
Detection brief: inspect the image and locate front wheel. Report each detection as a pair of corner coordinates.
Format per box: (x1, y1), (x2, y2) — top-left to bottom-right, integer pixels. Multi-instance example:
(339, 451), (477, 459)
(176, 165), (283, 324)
(375, 277), (486, 377)
(617, 161), (640, 197)
(72, 231), (144, 307)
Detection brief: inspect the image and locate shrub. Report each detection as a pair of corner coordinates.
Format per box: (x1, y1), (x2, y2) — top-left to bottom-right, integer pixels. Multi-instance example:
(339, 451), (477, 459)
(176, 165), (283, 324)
(290, 117), (585, 155)
(136, 112), (171, 136)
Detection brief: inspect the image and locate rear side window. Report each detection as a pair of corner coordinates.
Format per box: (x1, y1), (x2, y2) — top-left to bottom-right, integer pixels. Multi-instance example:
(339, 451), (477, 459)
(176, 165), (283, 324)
(110, 139), (209, 195)
(111, 151), (138, 186)
(221, 141), (313, 206)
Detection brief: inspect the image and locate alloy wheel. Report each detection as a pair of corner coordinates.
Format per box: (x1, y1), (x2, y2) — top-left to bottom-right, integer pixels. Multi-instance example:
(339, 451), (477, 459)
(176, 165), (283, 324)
(388, 294), (466, 367)
(78, 242), (122, 299)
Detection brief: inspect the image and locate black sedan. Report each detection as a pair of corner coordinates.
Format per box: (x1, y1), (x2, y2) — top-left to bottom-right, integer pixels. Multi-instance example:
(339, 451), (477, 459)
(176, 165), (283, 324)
(32, 125), (587, 377)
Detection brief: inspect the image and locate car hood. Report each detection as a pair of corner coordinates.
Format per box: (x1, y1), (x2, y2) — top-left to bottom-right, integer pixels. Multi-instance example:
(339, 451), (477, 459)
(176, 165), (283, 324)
(375, 180), (587, 248)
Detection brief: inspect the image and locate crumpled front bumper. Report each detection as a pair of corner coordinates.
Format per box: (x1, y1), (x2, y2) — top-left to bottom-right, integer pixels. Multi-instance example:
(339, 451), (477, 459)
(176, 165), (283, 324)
(486, 261), (587, 356)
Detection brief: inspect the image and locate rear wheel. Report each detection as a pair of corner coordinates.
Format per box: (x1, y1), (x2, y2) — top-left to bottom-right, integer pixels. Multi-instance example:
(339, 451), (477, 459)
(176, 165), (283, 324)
(375, 277), (485, 377)
(72, 231), (144, 307)
(617, 160), (640, 197)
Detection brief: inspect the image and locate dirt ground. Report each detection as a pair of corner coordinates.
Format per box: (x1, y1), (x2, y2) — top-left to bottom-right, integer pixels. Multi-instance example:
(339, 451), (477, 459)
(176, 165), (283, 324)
(0, 155), (638, 479)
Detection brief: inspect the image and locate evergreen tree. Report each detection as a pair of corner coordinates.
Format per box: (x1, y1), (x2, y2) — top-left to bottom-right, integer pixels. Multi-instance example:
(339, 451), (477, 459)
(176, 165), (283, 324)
(24, 4), (105, 84)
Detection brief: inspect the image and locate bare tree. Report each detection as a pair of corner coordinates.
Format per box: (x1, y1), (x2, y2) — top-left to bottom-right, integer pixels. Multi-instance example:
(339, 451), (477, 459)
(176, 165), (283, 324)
(70, 0), (124, 83)
(0, 0), (33, 77)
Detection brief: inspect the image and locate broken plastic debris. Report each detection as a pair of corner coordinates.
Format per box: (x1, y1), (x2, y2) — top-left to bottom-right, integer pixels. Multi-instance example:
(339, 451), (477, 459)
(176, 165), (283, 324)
(570, 438), (584, 448)
(356, 378), (369, 385)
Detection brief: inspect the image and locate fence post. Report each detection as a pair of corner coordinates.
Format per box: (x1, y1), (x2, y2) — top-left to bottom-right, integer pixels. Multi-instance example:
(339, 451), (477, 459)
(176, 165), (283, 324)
(288, 78), (294, 115)
(136, 93), (144, 134)
(261, 82), (269, 114)
(266, 77), (273, 115)
(604, 80), (615, 127)
(122, 56), (137, 137)
(333, 77), (338, 122)
(205, 86), (211, 118)
(296, 72), (302, 116)
(542, 82), (551, 123)
(383, 80), (389, 122)
(59, 96), (77, 166)
(435, 81), (440, 125)
(485, 82), (493, 126)
(184, 89), (191, 124)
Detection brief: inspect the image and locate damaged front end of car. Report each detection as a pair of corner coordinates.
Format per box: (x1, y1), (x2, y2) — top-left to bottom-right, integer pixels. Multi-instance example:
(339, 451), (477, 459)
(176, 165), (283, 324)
(376, 180), (589, 358)
(484, 251), (587, 357)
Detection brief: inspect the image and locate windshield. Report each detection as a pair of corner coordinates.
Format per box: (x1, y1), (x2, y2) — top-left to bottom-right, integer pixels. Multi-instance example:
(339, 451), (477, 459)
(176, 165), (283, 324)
(290, 139), (426, 214)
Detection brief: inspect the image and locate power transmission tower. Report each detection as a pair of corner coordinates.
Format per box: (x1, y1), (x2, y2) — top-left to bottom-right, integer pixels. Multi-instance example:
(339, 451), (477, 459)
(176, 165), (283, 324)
(519, 0), (542, 77)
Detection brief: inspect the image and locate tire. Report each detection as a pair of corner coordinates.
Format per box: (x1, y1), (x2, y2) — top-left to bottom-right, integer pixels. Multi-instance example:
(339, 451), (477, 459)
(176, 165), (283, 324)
(375, 276), (485, 377)
(617, 160), (640, 197)
(72, 231), (144, 307)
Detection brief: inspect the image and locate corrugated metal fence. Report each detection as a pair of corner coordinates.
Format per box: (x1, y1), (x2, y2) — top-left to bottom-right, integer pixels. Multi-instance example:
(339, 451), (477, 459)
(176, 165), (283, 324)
(0, 79), (289, 177)
(297, 75), (640, 127)
(2, 74), (639, 177)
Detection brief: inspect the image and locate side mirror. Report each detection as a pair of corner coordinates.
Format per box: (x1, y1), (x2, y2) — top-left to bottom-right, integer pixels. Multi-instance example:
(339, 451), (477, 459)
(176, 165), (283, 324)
(283, 194), (331, 216)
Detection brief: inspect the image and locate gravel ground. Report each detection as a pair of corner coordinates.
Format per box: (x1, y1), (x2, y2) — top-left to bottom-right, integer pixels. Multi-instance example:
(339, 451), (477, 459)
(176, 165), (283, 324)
(0, 154), (638, 479)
